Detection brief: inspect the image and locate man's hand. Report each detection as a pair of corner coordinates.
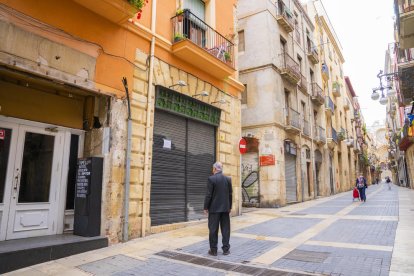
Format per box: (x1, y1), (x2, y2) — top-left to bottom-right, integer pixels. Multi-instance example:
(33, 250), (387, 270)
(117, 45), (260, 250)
(204, 209), (208, 216)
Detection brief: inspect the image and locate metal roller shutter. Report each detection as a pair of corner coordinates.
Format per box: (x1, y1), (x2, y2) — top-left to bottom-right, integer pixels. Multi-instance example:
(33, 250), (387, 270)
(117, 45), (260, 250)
(285, 154), (297, 203)
(187, 120), (215, 220)
(151, 111), (187, 226)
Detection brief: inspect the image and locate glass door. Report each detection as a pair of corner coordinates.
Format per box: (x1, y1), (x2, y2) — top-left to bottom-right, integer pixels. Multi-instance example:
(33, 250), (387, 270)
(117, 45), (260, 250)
(0, 122), (18, 241)
(6, 125), (63, 240)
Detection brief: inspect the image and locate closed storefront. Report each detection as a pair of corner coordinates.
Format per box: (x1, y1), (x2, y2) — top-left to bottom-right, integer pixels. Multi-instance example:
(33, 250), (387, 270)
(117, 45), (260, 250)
(150, 86), (219, 226)
(284, 141), (297, 203)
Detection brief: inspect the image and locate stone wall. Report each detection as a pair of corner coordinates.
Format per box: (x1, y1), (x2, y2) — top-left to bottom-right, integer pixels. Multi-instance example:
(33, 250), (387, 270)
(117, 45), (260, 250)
(103, 49), (242, 241)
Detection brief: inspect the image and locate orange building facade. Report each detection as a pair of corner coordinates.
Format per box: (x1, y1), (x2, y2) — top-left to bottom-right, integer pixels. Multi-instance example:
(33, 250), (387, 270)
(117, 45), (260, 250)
(0, 0), (243, 245)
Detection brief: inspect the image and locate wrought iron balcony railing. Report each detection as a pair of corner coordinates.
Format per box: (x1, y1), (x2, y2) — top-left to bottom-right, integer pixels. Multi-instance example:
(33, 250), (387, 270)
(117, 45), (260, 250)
(171, 9), (235, 68)
(280, 53), (301, 80)
(325, 96), (334, 113)
(311, 82), (325, 104)
(331, 127), (338, 143)
(276, 0), (294, 32)
(286, 107), (301, 129)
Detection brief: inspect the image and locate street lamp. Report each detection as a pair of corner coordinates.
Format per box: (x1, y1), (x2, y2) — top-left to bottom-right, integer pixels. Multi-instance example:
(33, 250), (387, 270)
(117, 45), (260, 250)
(371, 70), (399, 105)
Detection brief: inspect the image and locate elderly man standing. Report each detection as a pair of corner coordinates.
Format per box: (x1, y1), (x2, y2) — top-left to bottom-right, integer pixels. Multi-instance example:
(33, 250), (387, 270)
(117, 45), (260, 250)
(204, 162), (233, 256)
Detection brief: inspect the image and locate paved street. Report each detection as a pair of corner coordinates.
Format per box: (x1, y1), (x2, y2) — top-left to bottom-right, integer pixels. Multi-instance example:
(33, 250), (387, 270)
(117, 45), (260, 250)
(7, 182), (414, 276)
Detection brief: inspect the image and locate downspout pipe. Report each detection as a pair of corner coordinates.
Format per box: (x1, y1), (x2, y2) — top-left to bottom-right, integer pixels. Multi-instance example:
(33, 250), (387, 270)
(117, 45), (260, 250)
(122, 77), (132, 242)
(141, 0), (157, 238)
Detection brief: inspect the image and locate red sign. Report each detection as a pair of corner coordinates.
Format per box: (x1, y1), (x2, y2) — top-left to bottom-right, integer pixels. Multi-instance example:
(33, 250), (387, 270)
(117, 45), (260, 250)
(0, 129), (4, 140)
(239, 138), (247, 154)
(260, 155), (275, 166)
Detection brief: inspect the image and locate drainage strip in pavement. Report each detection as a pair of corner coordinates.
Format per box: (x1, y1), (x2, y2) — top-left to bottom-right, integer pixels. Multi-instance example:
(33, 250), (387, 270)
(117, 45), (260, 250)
(155, 250), (319, 276)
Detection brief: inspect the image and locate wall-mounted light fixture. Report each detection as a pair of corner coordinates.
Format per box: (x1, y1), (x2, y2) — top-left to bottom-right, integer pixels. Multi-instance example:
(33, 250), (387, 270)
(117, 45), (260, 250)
(211, 99), (227, 104)
(169, 80), (187, 89)
(192, 91), (209, 98)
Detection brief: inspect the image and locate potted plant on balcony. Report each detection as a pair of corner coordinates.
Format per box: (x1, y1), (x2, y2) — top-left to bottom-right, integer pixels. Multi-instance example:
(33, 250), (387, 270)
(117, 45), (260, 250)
(338, 131), (346, 141)
(174, 33), (186, 42)
(224, 51), (232, 65)
(176, 8), (190, 22)
(127, 0), (148, 19)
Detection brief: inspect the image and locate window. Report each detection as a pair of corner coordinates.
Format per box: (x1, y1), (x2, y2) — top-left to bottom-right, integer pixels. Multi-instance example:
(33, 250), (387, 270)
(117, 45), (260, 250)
(183, 0), (205, 20)
(297, 55), (302, 72)
(241, 84), (247, 105)
(238, 30), (245, 52)
(280, 37), (287, 54)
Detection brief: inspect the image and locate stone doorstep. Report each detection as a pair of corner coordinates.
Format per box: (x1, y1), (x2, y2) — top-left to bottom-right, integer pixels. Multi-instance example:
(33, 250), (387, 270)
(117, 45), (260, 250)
(0, 235), (108, 274)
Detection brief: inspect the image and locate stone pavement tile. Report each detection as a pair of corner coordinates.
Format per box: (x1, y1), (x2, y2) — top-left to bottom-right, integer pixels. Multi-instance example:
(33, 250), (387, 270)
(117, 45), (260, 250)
(310, 219), (397, 246)
(235, 217), (322, 238)
(271, 245), (392, 276)
(79, 254), (225, 276)
(348, 205), (399, 216)
(293, 206), (345, 215)
(5, 268), (47, 276)
(179, 236), (279, 263)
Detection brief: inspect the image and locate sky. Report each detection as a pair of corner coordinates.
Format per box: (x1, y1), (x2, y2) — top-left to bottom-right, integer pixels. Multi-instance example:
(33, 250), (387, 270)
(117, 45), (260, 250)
(318, 0), (395, 127)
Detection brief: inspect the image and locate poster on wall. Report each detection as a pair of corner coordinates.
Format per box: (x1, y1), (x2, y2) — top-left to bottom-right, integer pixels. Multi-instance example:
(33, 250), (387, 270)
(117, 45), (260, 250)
(260, 155), (275, 166)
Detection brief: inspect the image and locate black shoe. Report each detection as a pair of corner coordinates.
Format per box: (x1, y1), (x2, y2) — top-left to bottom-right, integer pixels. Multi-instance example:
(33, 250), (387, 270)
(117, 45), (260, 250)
(208, 249), (217, 256)
(223, 250), (230, 255)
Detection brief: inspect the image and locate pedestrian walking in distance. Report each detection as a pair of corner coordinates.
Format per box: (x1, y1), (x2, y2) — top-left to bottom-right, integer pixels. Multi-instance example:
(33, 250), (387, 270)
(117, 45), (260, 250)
(386, 176), (392, 190)
(355, 174), (367, 202)
(204, 162), (233, 256)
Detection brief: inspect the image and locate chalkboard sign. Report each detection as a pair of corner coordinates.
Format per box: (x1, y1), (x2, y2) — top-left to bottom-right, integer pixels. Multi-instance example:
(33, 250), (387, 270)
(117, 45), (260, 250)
(76, 158), (92, 198)
(74, 157), (103, 237)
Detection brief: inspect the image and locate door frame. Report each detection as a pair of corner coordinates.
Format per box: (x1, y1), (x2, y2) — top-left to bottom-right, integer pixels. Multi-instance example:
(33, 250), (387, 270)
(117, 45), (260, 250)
(0, 116), (84, 240)
(0, 121), (19, 241)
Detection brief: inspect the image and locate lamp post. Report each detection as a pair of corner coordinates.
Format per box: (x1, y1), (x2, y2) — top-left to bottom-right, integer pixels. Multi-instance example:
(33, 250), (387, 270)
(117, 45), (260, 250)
(371, 70), (398, 105)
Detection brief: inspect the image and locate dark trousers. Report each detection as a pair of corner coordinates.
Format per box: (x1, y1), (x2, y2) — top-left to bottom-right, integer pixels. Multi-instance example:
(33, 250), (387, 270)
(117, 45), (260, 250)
(208, 212), (230, 251)
(358, 187), (366, 201)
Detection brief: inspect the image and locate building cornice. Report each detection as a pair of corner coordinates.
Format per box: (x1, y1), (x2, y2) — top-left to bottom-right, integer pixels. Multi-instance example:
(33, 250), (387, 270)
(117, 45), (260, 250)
(319, 16), (345, 63)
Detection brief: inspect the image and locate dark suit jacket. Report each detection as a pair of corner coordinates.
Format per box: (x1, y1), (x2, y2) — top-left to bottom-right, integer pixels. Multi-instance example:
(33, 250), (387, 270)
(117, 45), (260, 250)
(204, 172), (233, 213)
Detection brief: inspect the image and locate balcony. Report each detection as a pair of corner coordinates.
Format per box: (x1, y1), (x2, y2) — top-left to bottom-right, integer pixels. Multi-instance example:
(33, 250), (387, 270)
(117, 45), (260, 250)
(396, 44), (414, 105)
(279, 53), (301, 85)
(285, 108), (301, 134)
(399, 122), (414, 151)
(325, 96), (335, 117)
(353, 141), (361, 153)
(303, 120), (311, 137)
(276, 0), (294, 33)
(332, 81), (341, 97)
(396, 1), (414, 49)
(327, 127), (338, 149)
(338, 127), (346, 142)
(171, 10), (235, 79)
(298, 74), (309, 94)
(311, 82), (325, 106)
(346, 138), (354, 148)
(73, 0), (138, 24)
(306, 39), (319, 64)
(316, 126), (326, 145)
(344, 98), (350, 110)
